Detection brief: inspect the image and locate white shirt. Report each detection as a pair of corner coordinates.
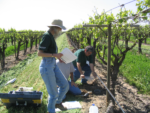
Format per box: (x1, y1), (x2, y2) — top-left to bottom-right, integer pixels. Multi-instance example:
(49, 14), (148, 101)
(56, 59), (75, 79)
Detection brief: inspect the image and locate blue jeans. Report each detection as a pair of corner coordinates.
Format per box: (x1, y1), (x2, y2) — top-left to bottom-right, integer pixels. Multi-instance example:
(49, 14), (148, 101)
(73, 64), (91, 84)
(68, 81), (81, 95)
(39, 57), (69, 113)
(56, 81), (81, 101)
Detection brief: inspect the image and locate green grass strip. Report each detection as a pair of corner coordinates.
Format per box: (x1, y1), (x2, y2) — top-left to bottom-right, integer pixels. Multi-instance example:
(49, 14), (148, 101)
(119, 50), (150, 94)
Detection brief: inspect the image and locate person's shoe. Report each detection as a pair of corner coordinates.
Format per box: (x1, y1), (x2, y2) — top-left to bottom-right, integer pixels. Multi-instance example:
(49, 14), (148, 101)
(55, 103), (67, 110)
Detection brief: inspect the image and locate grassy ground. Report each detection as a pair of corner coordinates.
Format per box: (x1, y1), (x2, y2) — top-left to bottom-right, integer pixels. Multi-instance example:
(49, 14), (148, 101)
(115, 38), (150, 94)
(130, 36), (150, 45)
(119, 49), (150, 94)
(119, 40), (150, 54)
(120, 35), (150, 45)
(5, 41), (37, 57)
(0, 33), (82, 113)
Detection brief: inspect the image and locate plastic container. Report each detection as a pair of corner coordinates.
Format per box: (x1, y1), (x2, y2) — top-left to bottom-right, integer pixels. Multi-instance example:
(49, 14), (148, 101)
(19, 87), (33, 91)
(5, 78), (16, 85)
(89, 104), (98, 113)
(85, 76), (94, 80)
(85, 76), (96, 84)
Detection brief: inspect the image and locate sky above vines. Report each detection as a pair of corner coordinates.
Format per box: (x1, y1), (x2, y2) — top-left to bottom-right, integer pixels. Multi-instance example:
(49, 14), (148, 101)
(0, 0), (139, 31)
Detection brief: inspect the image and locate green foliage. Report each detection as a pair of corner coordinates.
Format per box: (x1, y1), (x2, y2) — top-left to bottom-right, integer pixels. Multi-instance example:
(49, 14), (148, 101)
(145, 0), (150, 7)
(119, 50), (150, 94)
(136, 0), (150, 13)
(4, 41), (36, 57)
(106, 13), (115, 24)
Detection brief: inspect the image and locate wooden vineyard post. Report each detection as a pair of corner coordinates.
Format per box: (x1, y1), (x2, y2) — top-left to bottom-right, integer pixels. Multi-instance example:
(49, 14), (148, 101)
(14, 34), (16, 58)
(83, 24), (111, 106)
(107, 23), (111, 106)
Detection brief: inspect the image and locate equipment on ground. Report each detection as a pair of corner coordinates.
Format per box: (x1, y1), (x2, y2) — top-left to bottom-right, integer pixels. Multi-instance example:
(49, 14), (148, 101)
(0, 90), (43, 108)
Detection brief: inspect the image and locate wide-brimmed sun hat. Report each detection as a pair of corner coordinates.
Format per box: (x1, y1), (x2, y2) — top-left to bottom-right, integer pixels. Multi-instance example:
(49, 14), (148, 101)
(48, 19), (66, 30)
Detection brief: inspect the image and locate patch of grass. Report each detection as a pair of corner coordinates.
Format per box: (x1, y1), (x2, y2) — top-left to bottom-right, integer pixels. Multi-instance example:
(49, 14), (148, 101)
(27, 53), (32, 56)
(0, 52), (38, 90)
(5, 41), (37, 57)
(119, 40), (150, 54)
(119, 50), (150, 94)
(146, 38), (150, 44)
(56, 33), (74, 52)
(6, 42), (12, 48)
(130, 35), (150, 44)
(0, 33), (82, 113)
(120, 35), (150, 44)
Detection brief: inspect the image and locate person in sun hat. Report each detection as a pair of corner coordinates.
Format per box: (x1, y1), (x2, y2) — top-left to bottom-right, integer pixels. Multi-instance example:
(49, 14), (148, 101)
(38, 19), (69, 113)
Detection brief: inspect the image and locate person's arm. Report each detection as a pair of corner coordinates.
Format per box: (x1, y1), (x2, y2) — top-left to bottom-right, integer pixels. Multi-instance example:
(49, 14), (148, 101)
(70, 72), (74, 81)
(77, 62), (85, 78)
(38, 50), (63, 59)
(89, 63), (94, 72)
(89, 54), (97, 78)
(58, 58), (64, 63)
(38, 35), (63, 59)
(70, 72), (77, 87)
(89, 63), (97, 78)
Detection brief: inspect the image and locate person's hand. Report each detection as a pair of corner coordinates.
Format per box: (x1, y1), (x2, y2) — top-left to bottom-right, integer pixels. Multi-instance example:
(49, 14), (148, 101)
(92, 72), (97, 78)
(59, 58), (65, 63)
(54, 53), (63, 59)
(71, 81), (78, 87)
(80, 74), (85, 78)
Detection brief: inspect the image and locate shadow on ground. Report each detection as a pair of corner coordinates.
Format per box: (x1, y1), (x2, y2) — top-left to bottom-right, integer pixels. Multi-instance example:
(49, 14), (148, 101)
(7, 102), (47, 113)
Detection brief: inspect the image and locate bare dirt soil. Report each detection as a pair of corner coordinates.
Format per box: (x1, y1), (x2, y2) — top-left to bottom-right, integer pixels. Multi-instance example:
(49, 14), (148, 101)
(67, 35), (150, 113)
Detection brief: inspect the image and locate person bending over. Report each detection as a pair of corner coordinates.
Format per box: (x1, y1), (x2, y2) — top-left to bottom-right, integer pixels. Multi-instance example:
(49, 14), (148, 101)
(72, 46), (97, 84)
(56, 59), (81, 97)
